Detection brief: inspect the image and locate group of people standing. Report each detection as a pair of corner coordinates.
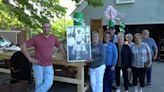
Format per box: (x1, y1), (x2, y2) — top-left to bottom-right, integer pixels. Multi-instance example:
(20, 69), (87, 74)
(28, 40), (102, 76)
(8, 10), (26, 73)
(89, 27), (158, 92)
(20, 22), (157, 92)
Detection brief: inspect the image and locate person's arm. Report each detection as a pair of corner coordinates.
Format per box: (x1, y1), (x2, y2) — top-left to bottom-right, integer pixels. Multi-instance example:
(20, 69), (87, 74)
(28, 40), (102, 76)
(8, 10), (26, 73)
(145, 43), (152, 66)
(152, 39), (158, 60)
(113, 44), (118, 65)
(54, 37), (66, 60)
(127, 45), (133, 68)
(20, 43), (38, 63)
(154, 47), (158, 60)
(111, 44), (118, 71)
(58, 44), (66, 60)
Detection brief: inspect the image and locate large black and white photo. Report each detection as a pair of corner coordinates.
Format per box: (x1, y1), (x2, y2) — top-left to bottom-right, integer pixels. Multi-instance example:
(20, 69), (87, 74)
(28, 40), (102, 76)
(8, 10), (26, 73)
(67, 26), (91, 62)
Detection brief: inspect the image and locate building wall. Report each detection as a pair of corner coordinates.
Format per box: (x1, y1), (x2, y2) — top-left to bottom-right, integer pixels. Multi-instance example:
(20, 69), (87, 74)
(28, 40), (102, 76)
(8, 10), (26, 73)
(82, 0), (164, 25)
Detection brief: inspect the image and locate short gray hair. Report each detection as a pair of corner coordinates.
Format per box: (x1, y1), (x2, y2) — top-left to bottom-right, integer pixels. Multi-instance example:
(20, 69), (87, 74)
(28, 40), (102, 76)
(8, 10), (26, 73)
(117, 32), (124, 39)
(92, 31), (99, 36)
(126, 33), (133, 39)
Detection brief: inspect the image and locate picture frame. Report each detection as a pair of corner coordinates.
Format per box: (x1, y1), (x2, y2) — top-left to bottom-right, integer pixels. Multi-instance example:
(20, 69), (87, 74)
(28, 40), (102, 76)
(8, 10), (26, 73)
(116, 0), (135, 4)
(66, 26), (91, 62)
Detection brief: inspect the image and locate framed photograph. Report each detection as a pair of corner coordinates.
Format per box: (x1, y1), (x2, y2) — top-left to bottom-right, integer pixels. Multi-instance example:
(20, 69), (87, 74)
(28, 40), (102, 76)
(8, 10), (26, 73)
(66, 26), (91, 62)
(116, 0), (135, 4)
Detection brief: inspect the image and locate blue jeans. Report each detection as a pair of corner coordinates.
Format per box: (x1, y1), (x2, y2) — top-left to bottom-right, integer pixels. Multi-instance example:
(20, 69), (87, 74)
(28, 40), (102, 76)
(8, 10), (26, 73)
(103, 65), (115, 92)
(33, 64), (54, 92)
(146, 66), (152, 84)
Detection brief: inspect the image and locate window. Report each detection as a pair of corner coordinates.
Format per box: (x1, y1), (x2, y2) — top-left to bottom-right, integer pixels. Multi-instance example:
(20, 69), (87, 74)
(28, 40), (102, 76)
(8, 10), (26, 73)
(116, 0), (135, 4)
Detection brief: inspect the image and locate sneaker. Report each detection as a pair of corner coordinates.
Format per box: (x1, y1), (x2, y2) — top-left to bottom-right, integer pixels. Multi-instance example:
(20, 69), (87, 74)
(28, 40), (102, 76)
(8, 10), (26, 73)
(125, 90), (129, 92)
(147, 84), (152, 88)
(139, 87), (143, 92)
(139, 89), (143, 92)
(134, 86), (138, 92)
(134, 89), (138, 92)
(116, 88), (120, 92)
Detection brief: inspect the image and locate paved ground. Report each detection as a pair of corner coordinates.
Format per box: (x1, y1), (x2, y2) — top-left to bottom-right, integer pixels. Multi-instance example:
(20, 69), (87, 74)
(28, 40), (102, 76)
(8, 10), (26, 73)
(0, 62), (164, 92)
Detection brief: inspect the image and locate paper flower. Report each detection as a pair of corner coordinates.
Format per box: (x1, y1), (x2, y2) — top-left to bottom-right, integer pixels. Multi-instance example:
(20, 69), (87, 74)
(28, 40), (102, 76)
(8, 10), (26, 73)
(104, 5), (117, 20)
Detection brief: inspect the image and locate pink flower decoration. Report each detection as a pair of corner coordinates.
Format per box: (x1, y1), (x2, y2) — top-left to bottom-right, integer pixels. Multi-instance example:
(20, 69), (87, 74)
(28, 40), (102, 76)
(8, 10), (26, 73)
(104, 5), (117, 20)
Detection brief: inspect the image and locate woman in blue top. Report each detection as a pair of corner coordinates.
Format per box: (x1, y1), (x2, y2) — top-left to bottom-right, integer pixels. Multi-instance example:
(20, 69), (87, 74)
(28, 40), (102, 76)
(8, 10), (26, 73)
(103, 32), (118, 92)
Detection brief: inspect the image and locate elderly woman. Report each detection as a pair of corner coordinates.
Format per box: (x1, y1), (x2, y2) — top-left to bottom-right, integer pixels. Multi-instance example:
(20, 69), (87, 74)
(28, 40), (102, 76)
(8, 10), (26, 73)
(88, 31), (106, 92)
(125, 33), (134, 86)
(103, 32), (118, 92)
(125, 33), (134, 47)
(115, 34), (133, 92)
(131, 33), (151, 92)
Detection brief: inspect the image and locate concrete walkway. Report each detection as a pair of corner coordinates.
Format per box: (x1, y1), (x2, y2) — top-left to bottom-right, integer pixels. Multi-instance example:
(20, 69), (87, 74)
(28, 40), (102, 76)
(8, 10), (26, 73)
(50, 62), (164, 92)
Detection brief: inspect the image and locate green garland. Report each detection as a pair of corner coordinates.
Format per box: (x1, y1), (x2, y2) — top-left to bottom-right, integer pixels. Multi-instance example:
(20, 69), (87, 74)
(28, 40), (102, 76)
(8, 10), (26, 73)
(86, 0), (103, 7)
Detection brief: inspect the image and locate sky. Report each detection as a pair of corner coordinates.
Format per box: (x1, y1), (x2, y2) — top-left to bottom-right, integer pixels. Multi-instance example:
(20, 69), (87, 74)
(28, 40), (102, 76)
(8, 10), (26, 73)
(59, 0), (76, 18)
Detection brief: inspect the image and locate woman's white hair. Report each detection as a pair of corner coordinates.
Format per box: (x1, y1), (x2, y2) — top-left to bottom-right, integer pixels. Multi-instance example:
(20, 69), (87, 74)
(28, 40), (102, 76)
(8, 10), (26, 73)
(92, 31), (99, 36)
(125, 33), (133, 39)
(117, 32), (124, 40)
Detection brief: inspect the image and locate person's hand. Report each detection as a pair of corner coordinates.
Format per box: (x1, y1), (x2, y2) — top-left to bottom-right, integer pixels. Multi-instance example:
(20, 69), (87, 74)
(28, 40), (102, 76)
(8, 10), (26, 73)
(144, 61), (150, 67)
(28, 58), (39, 64)
(62, 54), (67, 61)
(62, 54), (66, 59)
(127, 68), (131, 71)
(124, 41), (129, 45)
(111, 65), (115, 71)
(153, 55), (158, 60)
(87, 58), (94, 62)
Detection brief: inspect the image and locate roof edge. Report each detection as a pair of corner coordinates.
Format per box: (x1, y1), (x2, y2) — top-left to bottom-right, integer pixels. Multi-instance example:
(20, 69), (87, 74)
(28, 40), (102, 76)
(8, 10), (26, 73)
(70, 1), (88, 17)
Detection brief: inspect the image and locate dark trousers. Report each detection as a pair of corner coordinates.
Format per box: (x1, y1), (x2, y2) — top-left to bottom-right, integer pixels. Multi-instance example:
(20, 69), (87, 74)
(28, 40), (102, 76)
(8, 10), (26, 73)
(146, 65), (152, 84)
(103, 65), (115, 92)
(132, 66), (146, 87)
(115, 66), (129, 90)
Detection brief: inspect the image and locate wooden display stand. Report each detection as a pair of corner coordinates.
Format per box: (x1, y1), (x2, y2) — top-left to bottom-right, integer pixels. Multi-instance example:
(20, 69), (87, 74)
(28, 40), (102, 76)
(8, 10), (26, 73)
(0, 51), (89, 92)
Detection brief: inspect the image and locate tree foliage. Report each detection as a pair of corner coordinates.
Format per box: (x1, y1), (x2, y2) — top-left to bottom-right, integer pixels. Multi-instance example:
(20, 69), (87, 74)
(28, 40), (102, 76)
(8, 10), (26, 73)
(86, 0), (103, 7)
(1, 0), (66, 31)
(51, 19), (73, 40)
(72, 0), (103, 7)
(0, 0), (23, 30)
(0, 0), (103, 35)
